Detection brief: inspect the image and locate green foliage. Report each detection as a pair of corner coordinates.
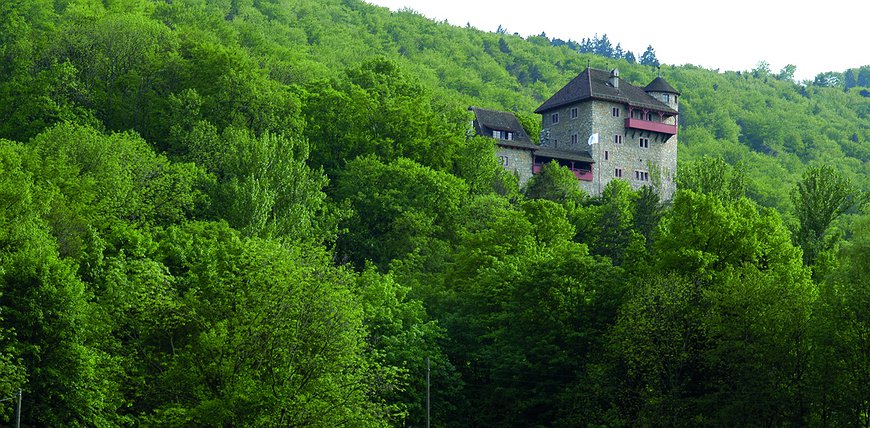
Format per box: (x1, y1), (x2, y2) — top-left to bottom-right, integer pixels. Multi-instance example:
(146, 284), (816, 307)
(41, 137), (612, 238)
(812, 214), (870, 426)
(676, 156), (747, 202)
(791, 164), (863, 268)
(0, 0), (867, 425)
(304, 58), (465, 174)
(335, 156), (467, 269)
(656, 189), (804, 280)
(523, 160), (586, 205)
(134, 222), (388, 426)
(0, 138), (122, 426)
(185, 125), (337, 243)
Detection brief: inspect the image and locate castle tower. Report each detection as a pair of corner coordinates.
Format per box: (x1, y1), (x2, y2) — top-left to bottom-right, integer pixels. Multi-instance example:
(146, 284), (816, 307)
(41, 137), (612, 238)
(534, 67), (679, 199)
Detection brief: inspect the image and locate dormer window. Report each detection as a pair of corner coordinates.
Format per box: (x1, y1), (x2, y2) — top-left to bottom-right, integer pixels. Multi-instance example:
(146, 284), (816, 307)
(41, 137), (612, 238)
(492, 130), (514, 140)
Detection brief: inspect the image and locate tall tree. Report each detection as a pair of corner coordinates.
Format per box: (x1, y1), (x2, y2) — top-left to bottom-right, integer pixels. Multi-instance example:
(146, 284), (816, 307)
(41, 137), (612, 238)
(791, 165), (862, 268)
(522, 160), (585, 205)
(812, 214), (870, 426)
(594, 33), (613, 58)
(640, 45), (659, 67)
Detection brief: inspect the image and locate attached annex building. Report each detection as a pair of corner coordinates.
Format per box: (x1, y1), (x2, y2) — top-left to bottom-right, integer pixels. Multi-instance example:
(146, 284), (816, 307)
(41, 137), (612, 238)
(471, 67), (680, 199)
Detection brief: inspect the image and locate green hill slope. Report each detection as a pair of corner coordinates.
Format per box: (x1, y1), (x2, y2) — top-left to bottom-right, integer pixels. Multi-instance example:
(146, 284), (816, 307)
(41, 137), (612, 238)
(1, 0), (869, 426)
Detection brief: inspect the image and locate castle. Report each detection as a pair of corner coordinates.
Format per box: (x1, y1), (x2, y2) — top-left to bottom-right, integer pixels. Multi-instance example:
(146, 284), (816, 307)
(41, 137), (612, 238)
(471, 67), (680, 199)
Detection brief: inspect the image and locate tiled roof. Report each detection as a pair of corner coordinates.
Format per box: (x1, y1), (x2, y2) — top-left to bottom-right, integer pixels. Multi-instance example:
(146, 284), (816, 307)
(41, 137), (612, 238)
(469, 106), (538, 150)
(535, 147), (594, 163)
(645, 76), (681, 94)
(534, 68), (678, 115)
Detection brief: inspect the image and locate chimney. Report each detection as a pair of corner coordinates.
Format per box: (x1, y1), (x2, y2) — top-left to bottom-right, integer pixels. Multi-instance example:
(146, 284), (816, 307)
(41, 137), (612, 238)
(609, 68), (619, 88)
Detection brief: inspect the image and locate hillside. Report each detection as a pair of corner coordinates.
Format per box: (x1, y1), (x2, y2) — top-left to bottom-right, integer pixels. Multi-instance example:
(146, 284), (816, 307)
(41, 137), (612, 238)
(1, 0), (869, 426)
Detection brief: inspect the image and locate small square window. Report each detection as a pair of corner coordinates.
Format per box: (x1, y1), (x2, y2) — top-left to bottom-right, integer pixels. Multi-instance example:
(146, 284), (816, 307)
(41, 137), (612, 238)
(571, 134), (578, 144)
(614, 135), (623, 144)
(639, 138), (649, 148)
(499, 155), (510, 167)
(615, 168), (623, 178)
(663, 94), (670, 103)
(612, 107), (620, 117)
(635, 170), (649, 181)
(570, 107), (578, 119)
(551, 113), (559, 124)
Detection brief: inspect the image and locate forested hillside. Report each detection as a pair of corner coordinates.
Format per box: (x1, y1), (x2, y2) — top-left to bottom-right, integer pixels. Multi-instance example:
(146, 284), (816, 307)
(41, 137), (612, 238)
(1, 0), (868, 426)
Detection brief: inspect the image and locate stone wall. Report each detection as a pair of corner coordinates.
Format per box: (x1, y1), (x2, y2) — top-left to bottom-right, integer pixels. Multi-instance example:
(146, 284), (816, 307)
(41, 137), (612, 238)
(496, 146), (534, 187)
(539, 103), (594, 151)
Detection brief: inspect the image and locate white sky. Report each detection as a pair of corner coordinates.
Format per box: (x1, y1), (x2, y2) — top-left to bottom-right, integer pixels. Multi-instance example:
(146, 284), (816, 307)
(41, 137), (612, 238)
(364, 0), (868, 82)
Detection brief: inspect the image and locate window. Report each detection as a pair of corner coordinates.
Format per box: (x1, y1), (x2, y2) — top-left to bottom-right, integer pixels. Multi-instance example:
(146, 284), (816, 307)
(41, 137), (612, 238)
(551, 113), (559, 124)
(570, 107), (578, 119)
(571, 134), (578, 144)
(646, 112), (654, 121)
(614, 168), (623, 178)
(604, 150), (609, 160)
(614, 135), (623, 144)
(498, 155), (509, 167)
(639, 137), (649, 148)
(663, 93), (670, 103)
(635, 170), (650, 181)
(612, 107), (620, 117)
(492, 130), (514, 140)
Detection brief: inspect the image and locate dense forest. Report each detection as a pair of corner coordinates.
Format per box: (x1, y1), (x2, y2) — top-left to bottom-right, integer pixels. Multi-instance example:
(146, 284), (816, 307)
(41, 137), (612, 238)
(1, 0), (869, 426)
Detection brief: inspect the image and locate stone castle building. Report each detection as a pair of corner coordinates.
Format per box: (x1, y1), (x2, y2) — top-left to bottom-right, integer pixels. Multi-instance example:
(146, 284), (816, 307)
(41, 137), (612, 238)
(471, 67), (680, 198)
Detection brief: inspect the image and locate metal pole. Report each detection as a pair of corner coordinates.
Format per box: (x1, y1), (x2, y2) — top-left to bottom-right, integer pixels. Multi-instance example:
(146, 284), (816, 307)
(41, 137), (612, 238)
(426, 357), (430, 428)
(16, 389), (21, 428)
(597, 137), (602, 196)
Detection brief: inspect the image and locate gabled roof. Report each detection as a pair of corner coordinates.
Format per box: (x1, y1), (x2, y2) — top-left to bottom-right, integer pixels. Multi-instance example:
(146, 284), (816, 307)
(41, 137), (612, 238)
(535, 147), (594, 163)
(534, 68), (678, 115)
(469, 106), (538, 150)
(645, 76), (681, 95)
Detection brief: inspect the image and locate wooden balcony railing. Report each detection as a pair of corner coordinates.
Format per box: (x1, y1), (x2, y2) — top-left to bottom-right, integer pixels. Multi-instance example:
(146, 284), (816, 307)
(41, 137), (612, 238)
(625, 118), (677, 135)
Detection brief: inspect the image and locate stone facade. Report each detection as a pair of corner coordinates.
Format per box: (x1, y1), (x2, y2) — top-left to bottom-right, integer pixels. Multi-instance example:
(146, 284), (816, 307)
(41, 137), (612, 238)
(496, 145), (534, 186)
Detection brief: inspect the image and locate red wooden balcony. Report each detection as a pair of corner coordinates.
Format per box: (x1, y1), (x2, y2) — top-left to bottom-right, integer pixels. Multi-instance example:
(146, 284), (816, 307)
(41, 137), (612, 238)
(625, 118), (677, 136)
(574, 170), (593, 181)
(534, 162), (592, 181)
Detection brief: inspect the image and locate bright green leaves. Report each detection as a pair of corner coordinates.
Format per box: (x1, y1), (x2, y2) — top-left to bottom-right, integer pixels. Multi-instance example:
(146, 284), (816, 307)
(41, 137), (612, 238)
(147, 223), (381, 426)
(28, 124), (202, 242)
(812, 214), (870, 426)
(335, 156), (467, 269)
(183, 125), (336, 243)
(791, 164), (864, 269)
(0, 141), (116, 425)
(304, 58), (465, 174)
(676, 156), (747, 202)
(657, 190), (803, 281)
(523, 160), (585, 205)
